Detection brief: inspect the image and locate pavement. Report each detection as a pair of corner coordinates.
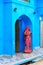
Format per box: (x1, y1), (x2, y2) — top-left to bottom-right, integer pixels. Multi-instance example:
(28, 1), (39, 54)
(0, 48), (43, 65)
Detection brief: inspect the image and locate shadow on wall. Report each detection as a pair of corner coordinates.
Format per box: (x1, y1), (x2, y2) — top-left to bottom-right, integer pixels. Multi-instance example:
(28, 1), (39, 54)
(15, 15), (32, 52)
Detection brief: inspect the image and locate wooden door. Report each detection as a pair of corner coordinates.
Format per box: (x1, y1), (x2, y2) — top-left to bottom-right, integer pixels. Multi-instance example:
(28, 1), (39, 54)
(15, 20), (19, 52)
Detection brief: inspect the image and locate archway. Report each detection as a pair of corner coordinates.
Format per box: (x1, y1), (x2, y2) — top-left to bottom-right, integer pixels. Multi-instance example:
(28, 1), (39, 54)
(15, 15), (32, 52)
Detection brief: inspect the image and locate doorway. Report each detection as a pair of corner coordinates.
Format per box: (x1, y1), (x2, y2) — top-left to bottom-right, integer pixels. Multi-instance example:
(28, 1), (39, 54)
(15, 15), (32, 52)
(40, 20), (43, 47)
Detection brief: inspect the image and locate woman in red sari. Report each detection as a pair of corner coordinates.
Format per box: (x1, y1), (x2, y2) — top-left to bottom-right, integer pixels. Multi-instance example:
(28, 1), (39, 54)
(24, 26), (32, 53)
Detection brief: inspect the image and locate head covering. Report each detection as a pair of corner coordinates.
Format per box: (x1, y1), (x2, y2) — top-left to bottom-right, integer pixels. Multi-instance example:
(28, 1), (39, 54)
(26, 26), (30, 30)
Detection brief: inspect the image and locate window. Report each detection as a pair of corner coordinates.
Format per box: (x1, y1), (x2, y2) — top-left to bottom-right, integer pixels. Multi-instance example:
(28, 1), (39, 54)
(22, 0), (29, 2)
(19, 0), (30, 2)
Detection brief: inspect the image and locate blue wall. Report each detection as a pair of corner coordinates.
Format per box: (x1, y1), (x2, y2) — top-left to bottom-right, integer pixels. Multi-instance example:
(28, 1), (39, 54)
(3, 0), (12, 2)
(0, 1), (3, 54)
(12, 0), (39, 53)
(36, 0), (43, 16)
(0, 0), (43, 55)
(36, 0), (43, 48)
(3, 3), (13, 55)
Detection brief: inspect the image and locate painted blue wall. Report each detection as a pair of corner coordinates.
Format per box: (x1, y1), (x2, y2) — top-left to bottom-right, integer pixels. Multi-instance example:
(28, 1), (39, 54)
(0, 1), (3, 54)
(36, 0), (43, 48)
(3, 3), (13, 55)
(12, 0), (39, 53)
(0, 0), (43, 55)
(36, 0), (43, 16)
(3, 0), (12, 2)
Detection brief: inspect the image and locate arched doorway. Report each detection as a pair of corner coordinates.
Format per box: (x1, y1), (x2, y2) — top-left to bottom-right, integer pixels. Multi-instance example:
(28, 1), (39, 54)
(15, 15), (32, 52)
